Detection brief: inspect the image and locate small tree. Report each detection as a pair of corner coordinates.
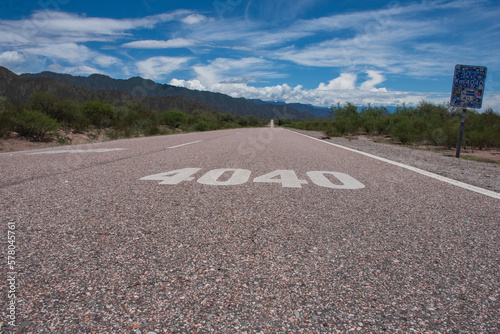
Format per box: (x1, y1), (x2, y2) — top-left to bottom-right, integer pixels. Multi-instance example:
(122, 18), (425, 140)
(161, 110), (188, 128)
(0, 97), (12, 138)
(11, 109), (59, 141)
(81, 100), (116, 128)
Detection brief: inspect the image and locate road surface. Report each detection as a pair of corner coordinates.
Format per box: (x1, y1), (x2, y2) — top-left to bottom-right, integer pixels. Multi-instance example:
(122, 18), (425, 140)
(1, 127), (499, 333)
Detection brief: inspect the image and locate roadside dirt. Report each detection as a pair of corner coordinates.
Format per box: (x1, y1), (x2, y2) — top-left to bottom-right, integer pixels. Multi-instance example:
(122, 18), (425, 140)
(0, 128), (183, 153)
(1, 130), (113, 152)
(363, 134), (500, 164)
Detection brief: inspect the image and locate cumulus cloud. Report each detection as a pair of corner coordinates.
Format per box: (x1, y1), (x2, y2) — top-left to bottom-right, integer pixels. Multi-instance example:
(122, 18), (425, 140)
(360, 70), (387, 92)
(0, 51), (25, 67)
(318, 73), (357, 90)
(137, 56), (191, 81)
(169, 79), (206, 91)
(169, 71), (421, 108)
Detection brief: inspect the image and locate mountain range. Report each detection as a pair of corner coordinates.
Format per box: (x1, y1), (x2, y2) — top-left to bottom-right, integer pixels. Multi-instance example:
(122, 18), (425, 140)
(0, 66), (222, 116)
(5, 68), (321, 120)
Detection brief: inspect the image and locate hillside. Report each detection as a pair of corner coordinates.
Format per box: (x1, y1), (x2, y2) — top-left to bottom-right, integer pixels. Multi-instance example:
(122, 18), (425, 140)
(0, 67), (220, 115)
(1, 66), (275, 148)
(20, 70), (313, 120)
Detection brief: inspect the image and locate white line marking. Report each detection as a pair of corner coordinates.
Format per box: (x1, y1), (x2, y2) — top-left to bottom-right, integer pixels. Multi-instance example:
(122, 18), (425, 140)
(27, 148), (126, 155)
(167, 140), (203, 149)
(292, 130), (500, 200)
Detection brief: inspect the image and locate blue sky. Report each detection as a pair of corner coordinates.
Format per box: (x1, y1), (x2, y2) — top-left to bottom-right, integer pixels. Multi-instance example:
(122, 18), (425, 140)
(1, 0), (499, 111)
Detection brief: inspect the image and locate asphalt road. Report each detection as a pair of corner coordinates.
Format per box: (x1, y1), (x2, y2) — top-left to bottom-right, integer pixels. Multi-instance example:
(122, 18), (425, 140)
(1, 127), (499, 333)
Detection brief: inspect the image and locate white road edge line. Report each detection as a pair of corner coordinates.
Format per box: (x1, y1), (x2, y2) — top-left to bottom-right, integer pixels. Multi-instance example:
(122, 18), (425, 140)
(167, 140), (203, 149)
(291, 130), (500, 200)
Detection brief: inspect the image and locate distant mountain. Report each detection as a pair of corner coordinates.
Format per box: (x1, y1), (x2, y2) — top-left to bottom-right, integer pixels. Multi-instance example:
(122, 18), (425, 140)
(20, 70), (313, 120)
(246, 99), (331, 118)
(287, 104), (331, 118)
(1, 66), (97, 103)
(0, 67), (220, 115)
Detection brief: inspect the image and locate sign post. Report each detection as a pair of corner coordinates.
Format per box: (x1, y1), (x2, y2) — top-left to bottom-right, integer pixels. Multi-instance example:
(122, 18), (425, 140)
(450, 65), (487, 158)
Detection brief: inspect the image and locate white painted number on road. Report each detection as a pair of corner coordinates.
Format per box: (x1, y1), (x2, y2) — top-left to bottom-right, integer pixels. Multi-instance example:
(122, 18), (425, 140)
(139, 168), (201, 185)
(253, 170), (307, 188)
(307, 171), (365, 189)
(141, 168), (365, 189)
(197, 168), (251, 186)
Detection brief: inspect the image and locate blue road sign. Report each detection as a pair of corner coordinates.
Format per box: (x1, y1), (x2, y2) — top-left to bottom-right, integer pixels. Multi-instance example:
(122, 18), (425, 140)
(450, 65), (487, 109)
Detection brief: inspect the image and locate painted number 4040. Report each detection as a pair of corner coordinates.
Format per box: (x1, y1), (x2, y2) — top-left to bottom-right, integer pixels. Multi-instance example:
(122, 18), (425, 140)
(140, 168), (364, 189)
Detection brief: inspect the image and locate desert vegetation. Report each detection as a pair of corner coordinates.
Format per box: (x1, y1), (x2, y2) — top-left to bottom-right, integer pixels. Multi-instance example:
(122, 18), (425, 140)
(0, 93), (266, 143)
(287, 101), (500, 150)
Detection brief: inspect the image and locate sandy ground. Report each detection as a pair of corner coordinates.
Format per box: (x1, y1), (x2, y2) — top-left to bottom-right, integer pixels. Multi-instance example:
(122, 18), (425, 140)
(0, 128), (185, 153)
(0, 131), (106, 153)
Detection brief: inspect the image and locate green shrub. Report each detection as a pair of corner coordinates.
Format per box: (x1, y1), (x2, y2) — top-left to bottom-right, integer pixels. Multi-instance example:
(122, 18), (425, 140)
(335, 118), (355, 135)
(325, 126), (341, 137)
(277, 118), (293, 126)
(30, 92), (57, 117)
(468, 130), (493, 150)
(11, 109), (59, 141)
(194, 120), (210, 131)
(442, 120), (459, 149)
(429, 128), (448, 146)
(0, 97), (12, 138)
(53, 99), (81, 125)
(391, 119), (413, 144)
(217, 113), (236, 123)
(73, 116), (92, 133)
(161, 110), (188, 128)
(81, 100), (116, 128)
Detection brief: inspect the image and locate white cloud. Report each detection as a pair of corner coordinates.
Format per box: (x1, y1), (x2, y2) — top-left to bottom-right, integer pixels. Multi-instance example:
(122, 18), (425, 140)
(360, 70), (387, 92)
(481, 93), (500, 112)
(170, 71), (424, 108)
(136, 56), (191, 81)
(275, 16), (446, 73)
(23, 43), (121, 68)
(1, 0), (498, 112)
(169, 78), (206, 91)
(25, 43), (93, 63)
(94, 55), (121, 67)
(0, 9), (192, 46)
(318, 73), (357, 90)
(122, 38), (196, 49)
(0, 51), (25, 67)
(47, 64), (103, 75)
(182, 14), (211, 25)
(191, 57), (282, 86)
(271, 0), (500, 81)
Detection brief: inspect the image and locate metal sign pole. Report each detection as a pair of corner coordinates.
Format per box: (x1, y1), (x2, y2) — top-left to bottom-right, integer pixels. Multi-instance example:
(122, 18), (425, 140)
(450, 65), (487, 158)
(455, 108), (467, 158)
